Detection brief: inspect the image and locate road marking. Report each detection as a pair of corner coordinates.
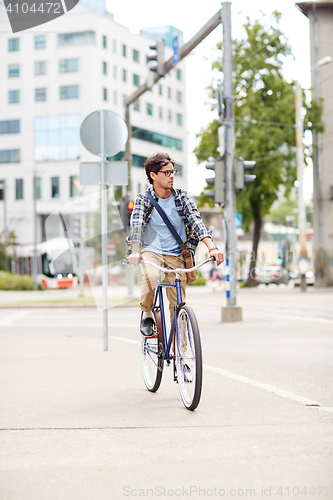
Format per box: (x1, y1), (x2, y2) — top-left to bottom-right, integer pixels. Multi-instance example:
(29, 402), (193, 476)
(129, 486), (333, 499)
(111, 336), (333, 414)
(0, 310), (32, 325)
(0, 323), (137, 327)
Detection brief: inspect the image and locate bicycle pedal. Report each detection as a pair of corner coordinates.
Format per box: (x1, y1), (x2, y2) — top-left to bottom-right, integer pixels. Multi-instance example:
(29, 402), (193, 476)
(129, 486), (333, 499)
(166, 360), (171, 366)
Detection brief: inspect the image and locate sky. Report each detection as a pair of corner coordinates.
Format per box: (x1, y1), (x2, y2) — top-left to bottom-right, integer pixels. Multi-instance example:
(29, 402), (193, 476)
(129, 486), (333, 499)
(106, 0), (314, 202)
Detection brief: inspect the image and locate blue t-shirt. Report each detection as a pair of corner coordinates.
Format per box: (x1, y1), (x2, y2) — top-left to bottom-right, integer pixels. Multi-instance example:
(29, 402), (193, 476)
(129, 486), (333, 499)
(142, 193), (186, 256)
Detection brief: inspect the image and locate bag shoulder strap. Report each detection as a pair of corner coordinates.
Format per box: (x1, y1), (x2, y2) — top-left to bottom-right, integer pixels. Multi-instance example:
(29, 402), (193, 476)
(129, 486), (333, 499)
(146, 192), (189, 257)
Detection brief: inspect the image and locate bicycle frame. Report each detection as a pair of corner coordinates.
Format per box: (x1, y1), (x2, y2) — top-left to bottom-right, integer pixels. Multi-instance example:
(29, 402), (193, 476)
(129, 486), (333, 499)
(141, 256), (214, 363)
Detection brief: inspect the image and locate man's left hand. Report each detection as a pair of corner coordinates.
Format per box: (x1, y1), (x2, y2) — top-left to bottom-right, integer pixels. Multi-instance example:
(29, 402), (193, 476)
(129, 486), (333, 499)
(209, 248), (224, 266)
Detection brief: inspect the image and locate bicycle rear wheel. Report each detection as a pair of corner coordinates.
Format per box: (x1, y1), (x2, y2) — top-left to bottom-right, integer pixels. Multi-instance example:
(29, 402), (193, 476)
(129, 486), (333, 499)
(141, 309), (164, 392)
(175, 305), (202, 410)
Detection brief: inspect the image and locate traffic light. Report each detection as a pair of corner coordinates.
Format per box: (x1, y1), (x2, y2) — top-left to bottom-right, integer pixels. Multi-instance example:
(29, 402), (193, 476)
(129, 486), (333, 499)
(234, 157), (256, 191)
(120, 199), (135, 228)
(71, 214), (81, 242)
(147, 40), (165, 76)
(204, 157), (225, 205)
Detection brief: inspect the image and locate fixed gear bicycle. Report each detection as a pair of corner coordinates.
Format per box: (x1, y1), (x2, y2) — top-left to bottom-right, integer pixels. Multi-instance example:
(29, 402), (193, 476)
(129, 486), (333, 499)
(138, 257), (215, 411)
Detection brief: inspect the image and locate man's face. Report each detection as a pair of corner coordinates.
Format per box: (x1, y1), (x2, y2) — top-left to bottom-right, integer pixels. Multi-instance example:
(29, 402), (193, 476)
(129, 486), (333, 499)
(150, 162), (176, 190)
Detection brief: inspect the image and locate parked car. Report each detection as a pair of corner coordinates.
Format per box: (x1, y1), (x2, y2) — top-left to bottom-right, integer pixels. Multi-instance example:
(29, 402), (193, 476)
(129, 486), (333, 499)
(289, 269), (315, 286)
(256, 266), (289, 285)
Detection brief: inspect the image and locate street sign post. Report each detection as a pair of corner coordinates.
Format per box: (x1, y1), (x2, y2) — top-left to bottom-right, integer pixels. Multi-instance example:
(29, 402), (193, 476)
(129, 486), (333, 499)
(80, 110), (128, 351)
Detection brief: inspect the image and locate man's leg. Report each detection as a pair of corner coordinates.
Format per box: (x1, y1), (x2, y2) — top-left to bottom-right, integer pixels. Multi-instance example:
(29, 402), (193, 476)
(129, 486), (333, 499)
(139, 251), (164, 336)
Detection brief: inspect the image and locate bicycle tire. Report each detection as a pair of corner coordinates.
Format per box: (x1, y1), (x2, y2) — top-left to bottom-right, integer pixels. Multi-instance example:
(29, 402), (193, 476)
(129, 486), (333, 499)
(141, 309), (164, 392)
(175, 305), (203, 410)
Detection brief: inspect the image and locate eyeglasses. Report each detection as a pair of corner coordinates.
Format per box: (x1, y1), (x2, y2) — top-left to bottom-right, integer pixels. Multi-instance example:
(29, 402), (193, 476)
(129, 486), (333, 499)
(158, 169), (178, 177)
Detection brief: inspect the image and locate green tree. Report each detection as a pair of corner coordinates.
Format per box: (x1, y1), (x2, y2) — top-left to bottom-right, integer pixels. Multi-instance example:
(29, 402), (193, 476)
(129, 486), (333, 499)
(0, 230), (18, 270)
(194, 12), (323, 286)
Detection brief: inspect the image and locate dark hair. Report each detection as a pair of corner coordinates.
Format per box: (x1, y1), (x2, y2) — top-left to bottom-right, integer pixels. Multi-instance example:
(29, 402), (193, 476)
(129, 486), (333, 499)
(144, 152), (176, 185)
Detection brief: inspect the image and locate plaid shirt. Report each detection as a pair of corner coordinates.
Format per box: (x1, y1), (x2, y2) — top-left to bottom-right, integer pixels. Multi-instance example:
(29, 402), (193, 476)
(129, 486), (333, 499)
(127, 186), (213, 256)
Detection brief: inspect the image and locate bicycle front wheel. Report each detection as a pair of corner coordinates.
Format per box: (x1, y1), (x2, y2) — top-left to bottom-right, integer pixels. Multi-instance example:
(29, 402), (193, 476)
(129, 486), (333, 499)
(141, 310), (163, 392)
(175, 305), (203, 411)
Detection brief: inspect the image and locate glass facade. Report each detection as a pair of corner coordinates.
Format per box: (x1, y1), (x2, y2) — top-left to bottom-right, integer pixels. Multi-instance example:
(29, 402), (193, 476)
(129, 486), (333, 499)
(9, 90), (20, 104)
(132, 127), (182, 151)
(35, 35), (46, 49)
(9, 64), (20, 78)
(51, 177), (60, 198)
(15, 179), (23, 200)
(8, 38), (19, 51)
(0, 120), (20, 134)
(35, 61), (46, 75)
(58, 31), (95, 46)
(35, 88), (46, 101)
(0, 149), (20, 163)
(133, 74), (139, 86)
(34, 114), (80, 162)
(60, 85), (79, 99)
(59, 58), (78, 73)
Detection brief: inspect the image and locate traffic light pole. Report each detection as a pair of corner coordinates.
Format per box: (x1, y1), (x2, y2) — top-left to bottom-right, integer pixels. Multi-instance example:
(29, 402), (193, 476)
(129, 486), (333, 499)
(221, 2), (242, 320)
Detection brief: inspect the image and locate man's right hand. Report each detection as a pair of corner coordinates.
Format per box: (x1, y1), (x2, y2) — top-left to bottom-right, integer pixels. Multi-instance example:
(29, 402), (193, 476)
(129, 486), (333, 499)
(126, 253), (142, 266)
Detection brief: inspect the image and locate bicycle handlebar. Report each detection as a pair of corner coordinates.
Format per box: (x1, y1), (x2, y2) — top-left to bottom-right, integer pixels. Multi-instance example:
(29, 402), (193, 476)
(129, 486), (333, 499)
(139, 256), (215, 274)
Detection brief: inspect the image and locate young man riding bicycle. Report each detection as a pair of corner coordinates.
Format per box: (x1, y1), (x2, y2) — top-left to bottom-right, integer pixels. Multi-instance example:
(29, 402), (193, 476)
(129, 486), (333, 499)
(126, 152), (224, 337)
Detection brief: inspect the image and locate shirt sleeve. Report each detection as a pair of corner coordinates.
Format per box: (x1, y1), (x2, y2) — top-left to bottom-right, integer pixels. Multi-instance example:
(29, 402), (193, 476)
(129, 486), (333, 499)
(128, 193), (147, 247)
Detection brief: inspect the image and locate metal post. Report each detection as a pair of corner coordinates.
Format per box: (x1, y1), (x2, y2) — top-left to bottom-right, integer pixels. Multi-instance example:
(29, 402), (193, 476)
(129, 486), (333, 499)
(33, 174), (38, 290)
(124, 104), (134, 297)
(314, 13), (324, 250)
(295, 82), (307, 291)
(221, 2), (237, 306)
(100, 110), (108, 351)
(0, 181), (7, 270)
(79, 213), (85, 297)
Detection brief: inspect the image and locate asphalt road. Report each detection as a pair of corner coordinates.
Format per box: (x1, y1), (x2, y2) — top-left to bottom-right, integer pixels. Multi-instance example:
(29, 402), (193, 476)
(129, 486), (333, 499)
(0, 285), (332, 500)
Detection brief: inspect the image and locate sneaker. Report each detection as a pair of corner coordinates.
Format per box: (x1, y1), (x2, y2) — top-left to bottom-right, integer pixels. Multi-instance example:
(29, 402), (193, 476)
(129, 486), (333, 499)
(183, 363), (193, 383)
(140, 317), (155, 337)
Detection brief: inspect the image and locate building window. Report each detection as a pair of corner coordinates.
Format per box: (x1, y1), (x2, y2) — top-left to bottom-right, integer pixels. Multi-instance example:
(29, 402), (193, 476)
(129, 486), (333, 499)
(58, 31), (95, 46)
(176, 68), (182, 81)
(103, 88), (108, 101)
(159, 107), (163, 119)
(113, 65), (117, 79)
(60, 85), (79, 99)
(51, 177), (60, 198)
(0, 149), (20, 163)
(15, 179), (24, 200)
(177, 164), (183, 176)
(102, 35), (107, 49)
(70, 176), (78, 197)
(168, 87), (171, 99)
(132, 126), (182, 151)
(103, 61), (107, 75)
(133, 100), (140, 112)
(122, 69), (127, 82)
(113, 91), (117, 105)
(35, 61), (46, 75)
(35, 35), (46, 49)
(176, 91), (182, 104)
(34, 114), (80, 162)
(0, 120), (20, 134)
(113, 39), (116, 53)
(133, 74), (140, 86)
(168, 110), (172, 123)
(177, 113), (182, 126)
(8, 64), (20, 78)
(122, 44), (127, 57)
(8, 38), (19, 52)
(146, 103), (153, 116)
(9, 90), (20, 104)
(35, 88), (46, 102)
(158, 84), (162, 96)
(34, 177), (42, 199)
(0, 181), (5, 201)
(132, 154), (147, 168)
(59, 58), (78, 73)
(133, 49), (139, 62)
